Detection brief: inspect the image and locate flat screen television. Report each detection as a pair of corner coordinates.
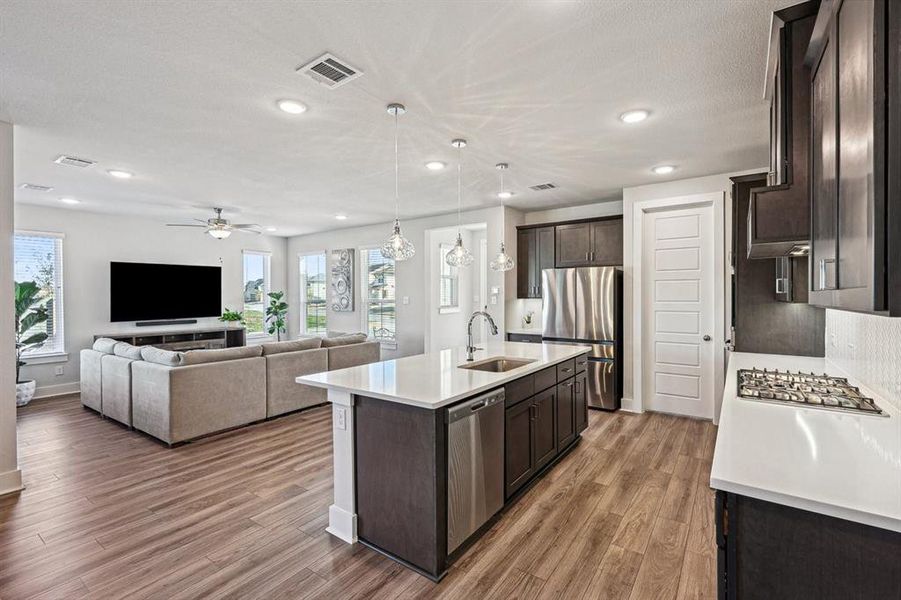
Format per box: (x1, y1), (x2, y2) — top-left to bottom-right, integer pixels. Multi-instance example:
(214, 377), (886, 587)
(110, 261), (222, 322)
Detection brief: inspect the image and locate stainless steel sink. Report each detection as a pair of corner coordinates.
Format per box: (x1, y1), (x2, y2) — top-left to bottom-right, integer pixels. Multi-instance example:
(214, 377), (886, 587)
(458, 356), (535, 373)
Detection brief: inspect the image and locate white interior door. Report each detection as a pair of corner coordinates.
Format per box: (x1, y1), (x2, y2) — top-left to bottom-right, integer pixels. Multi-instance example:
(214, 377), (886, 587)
(642, 205), (715, 418)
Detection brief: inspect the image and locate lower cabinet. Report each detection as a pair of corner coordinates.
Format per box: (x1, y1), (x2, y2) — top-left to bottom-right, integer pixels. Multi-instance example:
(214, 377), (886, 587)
(556, 380), (575, 449)
(504, 399), (535, 498)
(574, 371), (588, 433)
(533, 387), (558, 472)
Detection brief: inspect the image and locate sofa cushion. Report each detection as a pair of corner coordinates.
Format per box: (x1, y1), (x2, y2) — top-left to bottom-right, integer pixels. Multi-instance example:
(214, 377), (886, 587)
(113, 342), (143, 360)
(321, 333), (368, 348)
(260, 337), (322, 356)
(181, 345), (263, 365)
(92, 337), (120, 354)
(140, 346), (184, 366)
(328, 340), (381, 371)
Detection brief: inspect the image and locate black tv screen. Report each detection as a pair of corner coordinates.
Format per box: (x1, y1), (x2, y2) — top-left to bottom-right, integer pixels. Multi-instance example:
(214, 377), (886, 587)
(110, 262), (222, 322)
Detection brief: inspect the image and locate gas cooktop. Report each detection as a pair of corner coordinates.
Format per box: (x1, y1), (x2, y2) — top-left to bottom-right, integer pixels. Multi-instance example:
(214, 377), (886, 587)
(737, 368), (887, 417)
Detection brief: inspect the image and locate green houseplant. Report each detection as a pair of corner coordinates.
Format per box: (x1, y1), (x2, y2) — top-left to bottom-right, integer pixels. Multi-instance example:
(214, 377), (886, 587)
(218, 308), (245, 327)
(15, 281), (50, 407)
(265, 291), (288, 341)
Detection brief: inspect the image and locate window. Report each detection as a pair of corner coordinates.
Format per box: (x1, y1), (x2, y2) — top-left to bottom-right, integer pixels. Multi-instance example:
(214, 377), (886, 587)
(438, 243), (459, 313)
(14, 232), (65, 357)
(242, 251), (270, 336)
(360, 247), (396, 345)
(299, 252), (327, 336)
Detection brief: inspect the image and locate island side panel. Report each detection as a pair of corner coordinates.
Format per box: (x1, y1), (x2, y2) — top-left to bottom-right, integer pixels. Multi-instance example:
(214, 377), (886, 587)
(354, 395), (447, 579)
(326, 389), (357, 543)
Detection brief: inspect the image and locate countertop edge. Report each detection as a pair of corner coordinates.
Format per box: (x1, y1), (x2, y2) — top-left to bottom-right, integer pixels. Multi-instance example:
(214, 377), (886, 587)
(709, 476), (901, 534)
(297, 346), (590, 410)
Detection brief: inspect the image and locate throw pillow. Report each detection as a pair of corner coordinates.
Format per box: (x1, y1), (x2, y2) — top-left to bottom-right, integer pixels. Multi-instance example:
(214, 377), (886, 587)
(113, 342), (143, 360)
(260, 337), (323, 355)
(321, 333), (369, 348)
(140, 346), (184, 366)
(92, 337), (120, 354)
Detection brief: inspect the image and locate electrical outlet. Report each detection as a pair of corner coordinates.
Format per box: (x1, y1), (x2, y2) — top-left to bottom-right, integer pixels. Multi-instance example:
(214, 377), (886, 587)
(54, 366), (64, 376)
(402, 296), (410, 305)
(335, 407), (346, 430)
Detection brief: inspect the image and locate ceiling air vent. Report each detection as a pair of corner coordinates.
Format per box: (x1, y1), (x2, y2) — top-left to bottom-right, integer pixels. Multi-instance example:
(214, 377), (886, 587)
(19, 183), (53, 192)
(529, 183), (557, 191)
(297, 53), (362, 89)
(54, 154), (96, 168)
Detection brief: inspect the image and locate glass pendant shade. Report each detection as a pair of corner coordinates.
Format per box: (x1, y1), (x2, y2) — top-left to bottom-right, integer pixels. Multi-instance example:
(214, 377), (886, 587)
(445, 233), (474, 267)
(381, 219), (415, 260)
(489, 241), (514, 271)
(207, 226), (231, 239)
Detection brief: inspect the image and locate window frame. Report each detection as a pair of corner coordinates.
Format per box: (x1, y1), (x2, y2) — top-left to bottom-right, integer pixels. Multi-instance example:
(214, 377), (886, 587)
(14, 230), (66, 361)
(242, 250), (271, 338)
(359, 245), (397, 349)
(438, 242), (460, 314)
(298, 250), (328, 337)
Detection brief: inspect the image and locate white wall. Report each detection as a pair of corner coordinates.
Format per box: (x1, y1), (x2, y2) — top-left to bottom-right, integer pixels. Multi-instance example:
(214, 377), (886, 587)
(0, 122), (22, 496)
(826, 310), (901, 410)
(523, 199), (623, 225)
(14, 204), (288, 397)
(287, 207), (506, 360)
(621, 168), (763, 415)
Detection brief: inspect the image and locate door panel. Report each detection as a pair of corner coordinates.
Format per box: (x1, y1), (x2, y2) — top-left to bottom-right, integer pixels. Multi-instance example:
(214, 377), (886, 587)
(556, 381), (575, 448)
(574, 371), (588, 432)
(536, 227), (555, 298)
(574, 267), (616, 342)
(643, 204), (715, 419)
(532, 389), (557, 471)
(504, 400), (534, 498)
(541, 269), (577, 339)
(555, 223), (591, 267)
(590, 219), (623, 265)
(811, 34), (837, 294)
(517, 229), (536, 298)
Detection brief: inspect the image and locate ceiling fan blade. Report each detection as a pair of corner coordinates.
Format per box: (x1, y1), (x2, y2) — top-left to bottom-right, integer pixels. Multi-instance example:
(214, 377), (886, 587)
(166, 223), (208, 228)
(193, 218), (209, 223)
(231, 224), (260, 229)
(234, 228), (262, 235)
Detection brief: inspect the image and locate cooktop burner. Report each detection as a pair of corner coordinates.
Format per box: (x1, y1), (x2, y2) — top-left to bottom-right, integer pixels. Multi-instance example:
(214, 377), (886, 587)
(737, 368), (887, 417)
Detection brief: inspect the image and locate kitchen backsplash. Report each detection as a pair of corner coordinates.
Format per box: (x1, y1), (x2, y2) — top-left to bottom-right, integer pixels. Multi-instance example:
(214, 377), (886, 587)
(826, 309), (901, 407)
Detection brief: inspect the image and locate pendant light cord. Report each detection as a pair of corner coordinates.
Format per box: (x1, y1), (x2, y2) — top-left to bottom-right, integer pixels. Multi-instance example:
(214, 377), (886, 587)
(457, 144), (463, 229)
(394, 110), (399, 221)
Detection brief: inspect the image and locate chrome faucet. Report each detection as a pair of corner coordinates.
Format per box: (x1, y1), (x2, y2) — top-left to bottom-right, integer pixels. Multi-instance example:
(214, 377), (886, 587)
(466, 306), (499, 361)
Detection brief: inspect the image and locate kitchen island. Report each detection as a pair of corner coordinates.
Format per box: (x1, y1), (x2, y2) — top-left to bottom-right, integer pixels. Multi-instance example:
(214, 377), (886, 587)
(297, 341), (591, 580)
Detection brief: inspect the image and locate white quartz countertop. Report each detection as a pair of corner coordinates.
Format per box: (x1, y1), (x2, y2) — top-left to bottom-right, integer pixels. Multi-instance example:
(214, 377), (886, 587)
(711, 352), (901, 533)
(505, 328), (542, 336)
(297, 341), (590, 409)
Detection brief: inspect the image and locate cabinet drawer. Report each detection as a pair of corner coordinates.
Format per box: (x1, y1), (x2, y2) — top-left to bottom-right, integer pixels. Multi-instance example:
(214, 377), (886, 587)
(574, 354), (588, 374)
(556, 359), (575, 381)
(534, 366), (557, 393)
(504, 375), (534, 408)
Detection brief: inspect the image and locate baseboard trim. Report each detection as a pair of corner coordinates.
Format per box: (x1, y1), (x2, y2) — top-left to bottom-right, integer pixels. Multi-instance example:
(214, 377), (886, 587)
(620, 396), (641, 413)
(0, 468), (23, 497)
(34, 381), (80, 399)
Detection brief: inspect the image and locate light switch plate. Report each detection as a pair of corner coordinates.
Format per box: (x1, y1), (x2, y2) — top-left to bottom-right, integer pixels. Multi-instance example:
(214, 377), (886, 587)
(402, 296), (410, 305)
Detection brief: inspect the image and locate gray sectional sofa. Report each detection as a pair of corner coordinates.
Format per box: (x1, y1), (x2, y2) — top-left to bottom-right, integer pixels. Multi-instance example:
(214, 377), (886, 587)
(79, 333), (379, 445)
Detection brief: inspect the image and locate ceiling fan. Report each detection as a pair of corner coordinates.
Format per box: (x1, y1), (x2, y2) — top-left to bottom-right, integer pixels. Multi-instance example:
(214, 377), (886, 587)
(166, 207), (261, 239)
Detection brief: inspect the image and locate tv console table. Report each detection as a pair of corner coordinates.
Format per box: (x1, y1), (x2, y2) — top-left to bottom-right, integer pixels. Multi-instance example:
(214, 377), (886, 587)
(94, 325), (246, 351)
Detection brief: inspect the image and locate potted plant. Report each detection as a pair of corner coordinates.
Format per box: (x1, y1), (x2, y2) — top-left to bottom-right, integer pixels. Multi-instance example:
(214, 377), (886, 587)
(15, 281), (49, 407)
(219, 308), (245, 328)
(265, 291), (288, 341)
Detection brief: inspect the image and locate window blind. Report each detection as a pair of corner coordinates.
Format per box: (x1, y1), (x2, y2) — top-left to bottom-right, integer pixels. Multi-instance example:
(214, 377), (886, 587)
(14, 232), (65, 356)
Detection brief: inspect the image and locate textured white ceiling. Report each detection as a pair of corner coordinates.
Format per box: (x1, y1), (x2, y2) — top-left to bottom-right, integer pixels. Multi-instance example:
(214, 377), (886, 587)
(1, 0), (785, 236)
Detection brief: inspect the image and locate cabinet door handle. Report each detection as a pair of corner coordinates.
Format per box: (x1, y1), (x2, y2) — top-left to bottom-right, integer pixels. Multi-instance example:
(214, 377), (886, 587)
(561, 367), (572, 373)
(574, 381), (580, 394)
(585, 251), (589, 261)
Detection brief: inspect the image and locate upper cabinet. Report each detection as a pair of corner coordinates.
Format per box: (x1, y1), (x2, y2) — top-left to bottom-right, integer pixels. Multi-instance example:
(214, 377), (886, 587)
(555, 217), (623, 268)
(747, 2), (818, 259)
(516, 216), (623, 300)
(806, 0), (900, 315)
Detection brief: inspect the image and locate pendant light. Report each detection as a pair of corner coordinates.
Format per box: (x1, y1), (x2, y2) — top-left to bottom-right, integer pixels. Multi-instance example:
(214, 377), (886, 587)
(490, 162), (515, 272)
(380, 103), (415, 261)
(445, 139), (474, 267)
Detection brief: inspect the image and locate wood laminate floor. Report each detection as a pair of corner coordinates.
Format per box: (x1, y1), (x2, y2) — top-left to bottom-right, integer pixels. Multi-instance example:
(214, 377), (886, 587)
(1, 394), (718, 600)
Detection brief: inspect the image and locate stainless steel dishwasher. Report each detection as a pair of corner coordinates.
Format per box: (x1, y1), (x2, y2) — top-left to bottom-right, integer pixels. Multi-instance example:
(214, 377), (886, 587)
(446, 388), (505, 554)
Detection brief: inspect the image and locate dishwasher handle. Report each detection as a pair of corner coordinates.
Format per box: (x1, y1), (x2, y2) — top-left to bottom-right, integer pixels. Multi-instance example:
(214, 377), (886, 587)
(447, 389), (505, 423)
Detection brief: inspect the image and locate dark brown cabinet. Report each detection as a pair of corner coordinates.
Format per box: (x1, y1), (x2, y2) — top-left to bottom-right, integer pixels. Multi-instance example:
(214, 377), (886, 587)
(504, 398), (534, 498)
(532, 388), (557, 472)
(747, 3), (817, 258)
(555, 218), (623, 267)
(556, 380), (575, 449)
(516, 226), (554, 299)
(807, 0), (900, 315)
(574, 371), (588, 434)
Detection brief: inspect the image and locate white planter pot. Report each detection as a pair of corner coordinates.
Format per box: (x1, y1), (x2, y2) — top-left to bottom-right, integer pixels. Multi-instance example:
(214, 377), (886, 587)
(16, 380), (36, 407)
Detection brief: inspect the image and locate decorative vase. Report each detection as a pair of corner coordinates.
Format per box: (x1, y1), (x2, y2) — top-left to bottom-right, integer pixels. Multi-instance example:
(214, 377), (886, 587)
(16, 380), (36, 407)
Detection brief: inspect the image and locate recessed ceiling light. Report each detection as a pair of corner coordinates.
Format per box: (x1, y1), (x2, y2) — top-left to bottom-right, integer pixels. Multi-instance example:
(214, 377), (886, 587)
(277, 99), (307, 114)
(335, 214), (348, 220)
(497, 191), (514, 200)
(59, 197), (80, 205)
(107, 169), (133, 179)
(652, 165), (675, 175)
(425, 161), (446, 171)
(265, 226), (277, 232)
(620, 109), (649, 124)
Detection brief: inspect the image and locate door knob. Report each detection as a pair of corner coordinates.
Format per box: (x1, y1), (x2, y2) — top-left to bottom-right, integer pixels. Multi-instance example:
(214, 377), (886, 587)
(703, 335), (711, 341)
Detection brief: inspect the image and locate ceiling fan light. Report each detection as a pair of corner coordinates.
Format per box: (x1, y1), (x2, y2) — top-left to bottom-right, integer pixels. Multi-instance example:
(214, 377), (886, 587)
(497, 191), (514, 200)
(489, 241), (515, 272)
(445, 233), (474, 267)
(207, 227), (231, 239)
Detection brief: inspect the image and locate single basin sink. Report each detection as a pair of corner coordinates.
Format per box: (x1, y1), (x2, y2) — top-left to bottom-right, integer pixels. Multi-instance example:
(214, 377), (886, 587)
(458, 356), (536, 373)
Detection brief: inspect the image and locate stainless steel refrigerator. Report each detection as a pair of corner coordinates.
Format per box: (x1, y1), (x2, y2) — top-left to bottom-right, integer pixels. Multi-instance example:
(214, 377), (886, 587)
(542, 267), (623, 410)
